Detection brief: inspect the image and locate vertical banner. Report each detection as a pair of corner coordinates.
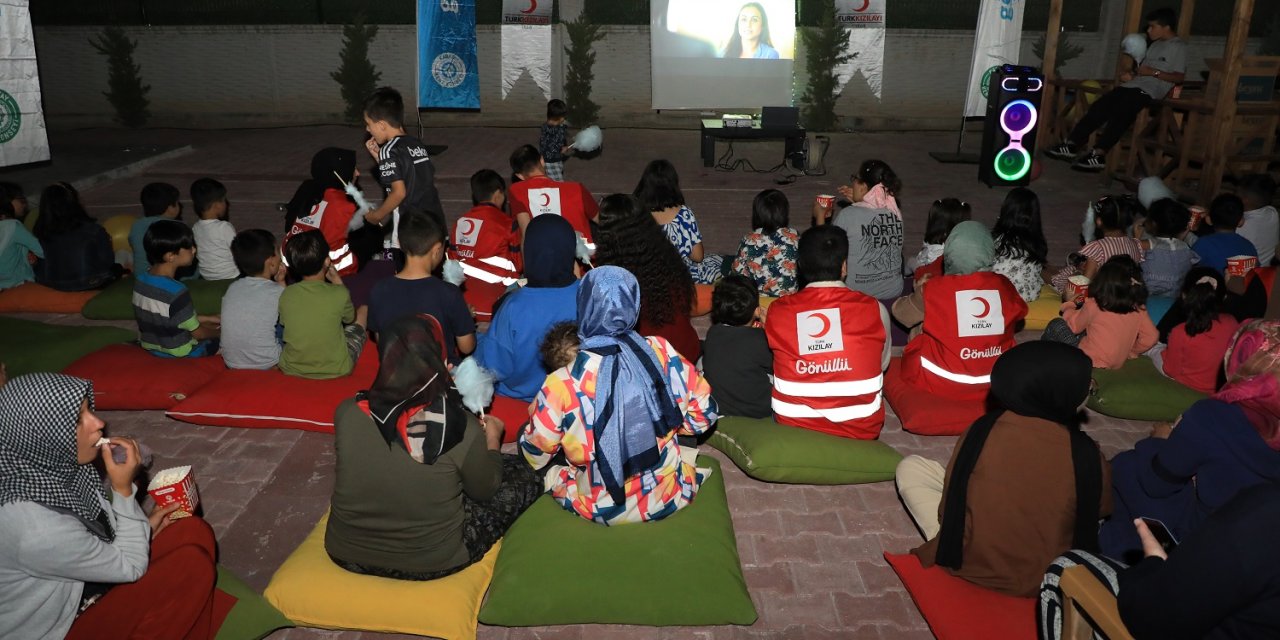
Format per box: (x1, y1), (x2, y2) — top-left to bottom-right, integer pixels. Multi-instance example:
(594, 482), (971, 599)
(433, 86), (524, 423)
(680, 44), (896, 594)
(417, 0), (480, 109)
(501, 0), (553, 100)
(0, 0), (50, 167)
(962, 0), (1025, 117)
(834, 0), (886, 100)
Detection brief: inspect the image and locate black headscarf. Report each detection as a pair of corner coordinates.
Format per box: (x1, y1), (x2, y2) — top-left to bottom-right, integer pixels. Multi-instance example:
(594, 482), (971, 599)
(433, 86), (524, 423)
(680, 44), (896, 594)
(357, 314), (468, 465)
(523, 214), (577, 288)
(284, 147), (357, 232)
(934, 341), (1102, 570)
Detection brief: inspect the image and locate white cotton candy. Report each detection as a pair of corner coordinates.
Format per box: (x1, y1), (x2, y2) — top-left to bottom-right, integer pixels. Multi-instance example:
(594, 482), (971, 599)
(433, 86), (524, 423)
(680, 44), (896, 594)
(575, 233), (595, 267)
(452, 357), (495, 415)
(346, 212), (366, 232)
(1138, 176), (1177, 210)
(443, 259), (465, 286)
(571, 125), (603, 153)
(1121, 33), (1148, 62)
(344, 182), (374, 215)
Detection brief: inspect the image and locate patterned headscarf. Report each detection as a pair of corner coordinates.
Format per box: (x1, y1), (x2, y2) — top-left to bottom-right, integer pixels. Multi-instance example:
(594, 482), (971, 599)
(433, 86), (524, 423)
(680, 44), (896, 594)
(577, 266), (683, 503)
(1213, 319), (1280, 450)
(0, 373), (113, 541)
(942, 220), (996, 276)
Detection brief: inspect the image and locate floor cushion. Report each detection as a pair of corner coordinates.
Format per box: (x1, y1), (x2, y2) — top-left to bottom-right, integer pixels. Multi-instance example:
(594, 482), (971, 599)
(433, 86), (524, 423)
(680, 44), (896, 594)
(0, 282), (99, 314)
(1087, 356), (1207, 422)
(706, 415), (901, 484)
(63, 344), (226, 410)
(883, 358), (988, 436)
(166, 342), (378, 433)
(1146, 296), (1175, 325)
(214, 566), (292, 640)
(0, 317), (134, 377)
(884, 552), (1035, 640)
(82, 276), (233, 320)
(479, 456), (757, 626)
(692, 283), (713, 317)
(1023, 284), (1062, 331)
(263, 511), (499, 639)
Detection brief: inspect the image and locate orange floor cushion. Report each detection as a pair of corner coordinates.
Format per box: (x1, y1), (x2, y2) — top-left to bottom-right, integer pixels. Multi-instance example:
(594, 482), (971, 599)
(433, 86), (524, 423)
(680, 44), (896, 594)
(691, 283), (713, 317)
(884, 552), (1035, 640)
(63, 344), (227, 410)
(0, 282), (99, 314)
(883, 358), (988, 436)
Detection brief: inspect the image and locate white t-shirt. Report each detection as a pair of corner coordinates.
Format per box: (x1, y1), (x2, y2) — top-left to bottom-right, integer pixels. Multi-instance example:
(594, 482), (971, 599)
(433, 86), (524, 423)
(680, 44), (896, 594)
(192, 219), (239, 280)
(1238, 205), (1278, 265)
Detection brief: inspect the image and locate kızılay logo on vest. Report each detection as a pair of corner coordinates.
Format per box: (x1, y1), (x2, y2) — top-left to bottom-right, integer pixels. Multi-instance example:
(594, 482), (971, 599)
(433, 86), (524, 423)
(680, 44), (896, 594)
(797, 308), (844, 355)
(0, 90), (21, 144)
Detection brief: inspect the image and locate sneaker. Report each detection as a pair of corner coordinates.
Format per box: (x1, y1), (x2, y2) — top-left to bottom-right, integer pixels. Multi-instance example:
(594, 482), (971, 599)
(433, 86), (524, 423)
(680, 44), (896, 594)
(1072, 151), (1106, 172)
(1044, 142), (1079, 161)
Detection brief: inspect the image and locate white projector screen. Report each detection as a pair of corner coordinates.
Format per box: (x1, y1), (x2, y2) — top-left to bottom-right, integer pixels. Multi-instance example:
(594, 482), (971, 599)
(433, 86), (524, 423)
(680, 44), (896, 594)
(650, 0), (796, 110)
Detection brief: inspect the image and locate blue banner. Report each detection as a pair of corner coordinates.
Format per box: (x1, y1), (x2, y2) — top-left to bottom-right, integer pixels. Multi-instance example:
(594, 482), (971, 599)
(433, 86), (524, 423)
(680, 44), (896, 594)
(417, 0), (480, 109)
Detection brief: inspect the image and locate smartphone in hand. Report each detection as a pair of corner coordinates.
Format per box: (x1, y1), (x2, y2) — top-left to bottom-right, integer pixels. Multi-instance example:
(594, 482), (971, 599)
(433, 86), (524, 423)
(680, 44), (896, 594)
(1140, 516), (1179, 553)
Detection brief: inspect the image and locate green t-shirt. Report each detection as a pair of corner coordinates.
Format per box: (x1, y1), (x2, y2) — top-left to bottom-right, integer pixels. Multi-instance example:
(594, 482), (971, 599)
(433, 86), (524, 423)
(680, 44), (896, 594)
(278, 280), (355, 379)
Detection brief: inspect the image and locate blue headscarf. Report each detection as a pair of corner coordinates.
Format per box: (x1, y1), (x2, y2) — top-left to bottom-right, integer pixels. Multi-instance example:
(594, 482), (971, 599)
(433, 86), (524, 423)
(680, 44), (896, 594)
(577, 266), (683, 503)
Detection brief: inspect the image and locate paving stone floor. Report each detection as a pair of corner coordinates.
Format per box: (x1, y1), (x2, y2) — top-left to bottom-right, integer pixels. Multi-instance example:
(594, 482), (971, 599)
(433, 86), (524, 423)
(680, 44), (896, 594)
(4, 125), (1153, 639)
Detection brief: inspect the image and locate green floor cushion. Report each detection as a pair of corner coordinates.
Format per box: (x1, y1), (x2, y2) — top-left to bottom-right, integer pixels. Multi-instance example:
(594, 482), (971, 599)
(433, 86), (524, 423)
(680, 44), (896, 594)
(479, 456), (757, 627)
(1087, 357), (1207, 422)
(214, 566), (292, 640)
(1023, 284), (1062, 331)
(708, 415), (902, 484)
(0, 317), (134, 377)
(82, 276), (232, 320)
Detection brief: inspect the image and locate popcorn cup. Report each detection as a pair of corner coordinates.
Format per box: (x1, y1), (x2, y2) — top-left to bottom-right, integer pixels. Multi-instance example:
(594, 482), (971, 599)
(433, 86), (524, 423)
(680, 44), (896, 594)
(1067, 275), (1090, 305)
(1226, 255), (1258, 278)
(815, 194), (836, 210)
(1188, 206), (1207, 231)
(147, 466), (199, 519)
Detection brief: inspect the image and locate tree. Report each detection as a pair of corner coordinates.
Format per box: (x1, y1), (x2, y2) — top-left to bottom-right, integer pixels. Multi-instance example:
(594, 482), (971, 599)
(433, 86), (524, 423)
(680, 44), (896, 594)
(1032, 31), (1086, 78)
(331, 14), (382, 123)
(89, 27), (150, 128)
(563, 15), (605, 125)
(799, 2), (856, 132)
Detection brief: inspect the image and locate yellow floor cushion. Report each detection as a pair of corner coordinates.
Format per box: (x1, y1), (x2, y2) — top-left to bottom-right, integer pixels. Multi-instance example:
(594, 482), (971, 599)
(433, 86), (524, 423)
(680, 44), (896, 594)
(264, 511), (500, 639)
(1023, 284), (1062, 331)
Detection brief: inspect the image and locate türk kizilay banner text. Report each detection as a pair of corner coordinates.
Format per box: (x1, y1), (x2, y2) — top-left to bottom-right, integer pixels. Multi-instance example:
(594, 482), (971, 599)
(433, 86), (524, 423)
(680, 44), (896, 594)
(418, 0), (480, 109)
(834, 0), (886, 100)
(0, 0), (50, 167)
(962, 0), (1026, 117)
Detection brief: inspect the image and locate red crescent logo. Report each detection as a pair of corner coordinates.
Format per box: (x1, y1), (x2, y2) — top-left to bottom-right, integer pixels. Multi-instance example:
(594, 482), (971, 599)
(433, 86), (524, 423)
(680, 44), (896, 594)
(539, 193), (551, 207)
(808, 312), (832, 338)
(971, 297), (992, 319)
(855, 0), (870, 11)
(520, 0), (537, 14)
(460, 219), (476, 235)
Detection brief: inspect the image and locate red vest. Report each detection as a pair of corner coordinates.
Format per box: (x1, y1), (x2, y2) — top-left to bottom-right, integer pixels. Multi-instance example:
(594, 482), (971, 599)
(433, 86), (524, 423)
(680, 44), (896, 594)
(286, 189), (358, 276)
(900, 272), (1027, 400)
(508, 176), (597, 242)
(765, 285), (888, 440)
(448, 204), (522, 320)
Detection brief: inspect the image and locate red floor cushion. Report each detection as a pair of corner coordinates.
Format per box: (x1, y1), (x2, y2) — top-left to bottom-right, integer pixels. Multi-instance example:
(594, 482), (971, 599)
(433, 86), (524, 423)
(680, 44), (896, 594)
(488, 393), (532, 444)
(0, 282), (99, 314)
(166, 343), (378, 433)
(883, 358), (988, 436)
(884, 552), (1035, 640)
(63, 344), (227, 410)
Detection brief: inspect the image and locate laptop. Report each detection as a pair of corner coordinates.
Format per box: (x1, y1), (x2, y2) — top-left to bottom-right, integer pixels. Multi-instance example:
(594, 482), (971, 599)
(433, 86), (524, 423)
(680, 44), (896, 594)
(761, 106), (799, 129)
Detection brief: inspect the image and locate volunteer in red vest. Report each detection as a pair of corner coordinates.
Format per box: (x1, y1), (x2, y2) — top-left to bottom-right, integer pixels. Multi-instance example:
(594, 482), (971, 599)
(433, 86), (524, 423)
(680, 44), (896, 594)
(765, 226), (892, 440)
(507, 144), (599, 242)
(891, 221), (1028, 401)
(284, 147), (360, 276)
(448, 169), (522, 321)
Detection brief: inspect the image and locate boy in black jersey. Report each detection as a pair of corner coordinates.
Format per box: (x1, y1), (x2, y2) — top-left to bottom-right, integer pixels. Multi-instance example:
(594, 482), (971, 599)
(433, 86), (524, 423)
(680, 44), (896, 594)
(360, 87), (445, 251)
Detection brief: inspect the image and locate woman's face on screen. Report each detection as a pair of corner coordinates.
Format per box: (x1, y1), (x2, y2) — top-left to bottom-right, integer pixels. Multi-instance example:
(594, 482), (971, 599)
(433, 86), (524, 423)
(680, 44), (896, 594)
(738, 6), (763, 42)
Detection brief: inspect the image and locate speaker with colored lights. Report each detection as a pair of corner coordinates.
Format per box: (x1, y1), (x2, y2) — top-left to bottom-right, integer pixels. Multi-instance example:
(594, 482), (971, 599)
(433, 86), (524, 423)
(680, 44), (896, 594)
(978, 65), (1044, 187)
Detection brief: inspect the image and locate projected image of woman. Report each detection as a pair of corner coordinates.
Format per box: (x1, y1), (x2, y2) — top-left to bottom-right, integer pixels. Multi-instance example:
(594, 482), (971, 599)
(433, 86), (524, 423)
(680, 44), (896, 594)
(721, 3), (780, 59)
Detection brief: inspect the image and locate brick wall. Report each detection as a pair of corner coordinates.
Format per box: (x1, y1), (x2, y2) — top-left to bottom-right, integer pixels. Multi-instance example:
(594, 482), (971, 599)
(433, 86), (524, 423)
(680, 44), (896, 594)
(34, 24), (1260, 130)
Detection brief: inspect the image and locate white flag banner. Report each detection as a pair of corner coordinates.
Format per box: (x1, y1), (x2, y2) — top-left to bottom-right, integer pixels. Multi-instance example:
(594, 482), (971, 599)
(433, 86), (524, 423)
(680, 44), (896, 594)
(0, 0), (49, 167)
(501, 24), (552, 100)
(834, 1), (886, 100)
(962, 0), (1026, 117)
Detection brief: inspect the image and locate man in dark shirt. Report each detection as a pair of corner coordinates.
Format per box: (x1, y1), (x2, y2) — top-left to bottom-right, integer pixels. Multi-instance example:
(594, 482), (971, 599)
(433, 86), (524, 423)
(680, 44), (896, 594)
(361, 87), (445, 250)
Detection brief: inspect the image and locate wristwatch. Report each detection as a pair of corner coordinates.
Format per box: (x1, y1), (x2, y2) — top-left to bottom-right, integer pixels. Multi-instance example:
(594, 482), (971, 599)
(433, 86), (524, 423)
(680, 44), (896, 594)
(1153, 70), (1161, 78)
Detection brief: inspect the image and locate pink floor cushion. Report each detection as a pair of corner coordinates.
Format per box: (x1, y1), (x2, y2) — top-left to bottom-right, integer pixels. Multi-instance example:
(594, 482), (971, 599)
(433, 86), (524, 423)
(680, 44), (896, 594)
(63, 344), (227, 410)
(884, 552), (1036, 640)
(166, 343), (378, 433)
(883, 358), (988, 436)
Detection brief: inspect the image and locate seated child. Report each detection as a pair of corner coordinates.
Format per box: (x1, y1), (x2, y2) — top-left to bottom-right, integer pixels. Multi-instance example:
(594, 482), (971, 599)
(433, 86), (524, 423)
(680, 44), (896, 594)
(764, 226), (892, 439)
(1151, 267), (1240, 393)
(1137, 198), (1197, 298)
(221, 229), (286, 370)
(190, 178), (239, 280)
(992, 187), (1050, 302)
(33, 182), (120, 292)
(284, 148), (361, 277)
(907, 197), (971, 276)
(1193, 193), (1259, 275)
(732, 189), (799, 298)
(134, 220), (220, 358)
(0, 194), (42, 290)
(448, 169), (522, 321)
(1236, 173), (1278, 265)
(702, 274), (773, 419)
(539, 321), (579, 372)
(1042, 255), (1158, 369)
(368, 212), (476, 363)
(129, 182), (182, 274)
(279, 230), (367, 379)
(0, 182), (28, 224)
(1051, 194), (1144, 293)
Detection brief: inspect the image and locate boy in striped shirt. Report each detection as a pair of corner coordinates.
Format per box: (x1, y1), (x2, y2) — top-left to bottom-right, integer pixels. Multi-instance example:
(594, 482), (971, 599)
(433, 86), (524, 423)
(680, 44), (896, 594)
(134, 219), (221, 358)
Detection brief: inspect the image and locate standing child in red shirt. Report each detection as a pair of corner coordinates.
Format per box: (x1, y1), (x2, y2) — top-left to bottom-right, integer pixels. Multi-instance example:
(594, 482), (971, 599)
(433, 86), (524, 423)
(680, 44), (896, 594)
(448, 169), (522, 321)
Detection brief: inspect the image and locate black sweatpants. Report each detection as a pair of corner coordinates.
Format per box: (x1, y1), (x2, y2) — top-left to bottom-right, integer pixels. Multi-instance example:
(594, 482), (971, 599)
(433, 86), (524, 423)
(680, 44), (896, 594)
(1068, 86), (1152, 152)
